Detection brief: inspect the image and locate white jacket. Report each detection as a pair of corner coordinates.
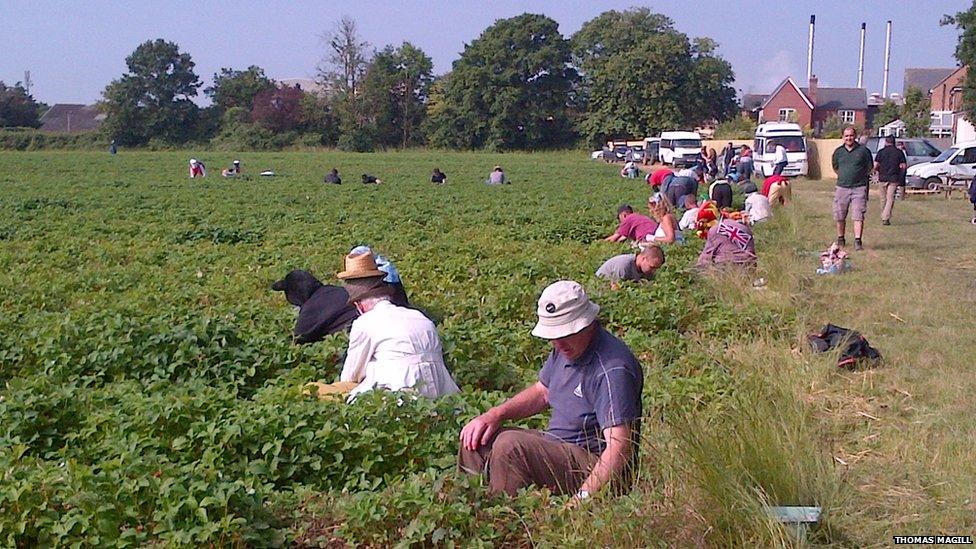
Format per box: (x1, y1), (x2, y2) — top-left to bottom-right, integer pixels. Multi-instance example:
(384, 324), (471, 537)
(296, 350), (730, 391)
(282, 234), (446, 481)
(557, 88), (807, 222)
(340, 300), (460, 400)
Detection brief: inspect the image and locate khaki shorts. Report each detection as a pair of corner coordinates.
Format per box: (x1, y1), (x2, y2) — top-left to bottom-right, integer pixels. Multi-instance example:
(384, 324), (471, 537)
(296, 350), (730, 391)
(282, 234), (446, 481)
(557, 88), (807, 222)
(833, 186), (868, 222)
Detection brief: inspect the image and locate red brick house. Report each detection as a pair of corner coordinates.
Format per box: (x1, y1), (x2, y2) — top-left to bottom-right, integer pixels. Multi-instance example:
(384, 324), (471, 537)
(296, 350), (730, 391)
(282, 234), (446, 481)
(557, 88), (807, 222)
(925, 65), (967, 138)
(755, 76), (868, 133)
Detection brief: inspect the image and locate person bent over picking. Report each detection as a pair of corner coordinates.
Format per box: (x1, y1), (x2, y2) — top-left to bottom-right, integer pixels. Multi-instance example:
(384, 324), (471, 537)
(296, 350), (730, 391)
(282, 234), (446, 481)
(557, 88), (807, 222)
(458, 281), (643, 502)
(307, 252), (460, 402)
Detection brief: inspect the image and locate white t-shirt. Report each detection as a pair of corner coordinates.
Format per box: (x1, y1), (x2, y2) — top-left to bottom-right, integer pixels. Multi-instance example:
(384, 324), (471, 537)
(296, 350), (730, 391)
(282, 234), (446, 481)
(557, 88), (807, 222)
(679, 207), (700, 230)
(340, 300), (460, 400)
(774, 145), (788, 164)
(745, 193), (772, 223)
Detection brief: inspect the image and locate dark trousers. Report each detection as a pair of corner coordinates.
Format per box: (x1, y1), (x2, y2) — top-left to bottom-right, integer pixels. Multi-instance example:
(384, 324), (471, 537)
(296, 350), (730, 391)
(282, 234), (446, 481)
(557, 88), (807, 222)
(773, 161), (787, 175)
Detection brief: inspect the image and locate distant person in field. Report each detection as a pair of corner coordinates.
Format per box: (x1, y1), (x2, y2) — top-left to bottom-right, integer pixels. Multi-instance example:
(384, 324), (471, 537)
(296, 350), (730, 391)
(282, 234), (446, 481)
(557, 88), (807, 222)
(458, 280), (643, 500)
(189, 158), (206, 178)
(762, 174), (792, 206)
(661, 171), (698, 209)
(222, 160), (241, 178)
(773, 142), (789, 175)
(721, 142), (735, 176)
(620, 160), (639, 179)
(678, 195), (701, 231)
(694, 201), (757, 270)
(306, 252), (460, 402)
(271, 270), (359, 344)
(738, 145), (754, 182)
(647, 168), (673, 189)
(487, 166), (508, 185)
(362, 173), (383, 184)
(708, 178), (733, 210)
(602, 204), (658, 243)
(969, 174), (976, 224)
(874, 135), (907, 226)
(431, 168), (447, 184)
(647, 193), (682, 245)
(831, 126), (873, 250)
(596, 245), (665, 289)
(744, 187), (772, 223)
(324, 168), (342, 185)
(109, 140), (117, 155)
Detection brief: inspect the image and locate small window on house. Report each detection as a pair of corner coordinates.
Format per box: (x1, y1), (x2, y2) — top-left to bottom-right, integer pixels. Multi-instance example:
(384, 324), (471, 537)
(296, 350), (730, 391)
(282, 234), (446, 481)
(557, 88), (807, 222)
(839, 110), (856, 124)
(778, 108), (795, 122)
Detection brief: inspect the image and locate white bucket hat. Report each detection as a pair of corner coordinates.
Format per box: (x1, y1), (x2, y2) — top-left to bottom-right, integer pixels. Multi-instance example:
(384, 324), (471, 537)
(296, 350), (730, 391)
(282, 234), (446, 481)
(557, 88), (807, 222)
(531, 280), (600, 340)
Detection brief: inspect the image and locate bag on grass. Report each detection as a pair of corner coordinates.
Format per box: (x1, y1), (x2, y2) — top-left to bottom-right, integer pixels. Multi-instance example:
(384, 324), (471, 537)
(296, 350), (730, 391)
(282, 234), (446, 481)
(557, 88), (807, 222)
(807, 323), (882, 369)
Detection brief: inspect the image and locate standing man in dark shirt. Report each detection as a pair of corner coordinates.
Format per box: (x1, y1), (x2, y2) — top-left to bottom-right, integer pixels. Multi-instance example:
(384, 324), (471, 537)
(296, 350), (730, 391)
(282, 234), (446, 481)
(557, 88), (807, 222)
(874, 136), (907, 226)
(458, 281), (643, 501)
(831, 127), (874, 250)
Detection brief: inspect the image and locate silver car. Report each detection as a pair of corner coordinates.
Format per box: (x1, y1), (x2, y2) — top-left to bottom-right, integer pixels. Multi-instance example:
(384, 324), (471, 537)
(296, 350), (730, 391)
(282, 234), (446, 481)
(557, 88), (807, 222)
(864, 137), (942, 189)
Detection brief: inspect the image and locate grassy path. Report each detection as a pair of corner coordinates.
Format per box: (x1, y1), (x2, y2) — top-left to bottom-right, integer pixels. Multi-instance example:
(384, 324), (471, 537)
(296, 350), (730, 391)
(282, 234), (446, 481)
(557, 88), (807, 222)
(762, 181), (976, 544)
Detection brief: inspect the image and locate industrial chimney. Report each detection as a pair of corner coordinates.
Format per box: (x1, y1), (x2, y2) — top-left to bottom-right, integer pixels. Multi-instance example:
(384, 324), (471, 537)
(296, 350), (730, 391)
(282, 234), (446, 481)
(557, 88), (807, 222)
(857, 23), (866, 88)
(883, 20), (892, 97)
(807, 15), (816, 81)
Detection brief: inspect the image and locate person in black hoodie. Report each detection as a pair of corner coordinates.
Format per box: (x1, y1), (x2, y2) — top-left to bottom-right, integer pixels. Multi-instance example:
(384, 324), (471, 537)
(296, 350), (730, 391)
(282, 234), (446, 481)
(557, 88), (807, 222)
(271, 270), (360, 344)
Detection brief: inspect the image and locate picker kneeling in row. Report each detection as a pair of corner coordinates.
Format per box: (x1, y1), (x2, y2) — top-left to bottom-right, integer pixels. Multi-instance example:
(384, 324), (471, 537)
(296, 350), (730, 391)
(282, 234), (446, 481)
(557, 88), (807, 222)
(306, 252), (459, 402)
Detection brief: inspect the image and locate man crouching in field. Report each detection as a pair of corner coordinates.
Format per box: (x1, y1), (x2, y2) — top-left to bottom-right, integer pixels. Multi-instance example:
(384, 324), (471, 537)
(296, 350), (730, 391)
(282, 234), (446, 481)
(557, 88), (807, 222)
(458, 281), (643, 503)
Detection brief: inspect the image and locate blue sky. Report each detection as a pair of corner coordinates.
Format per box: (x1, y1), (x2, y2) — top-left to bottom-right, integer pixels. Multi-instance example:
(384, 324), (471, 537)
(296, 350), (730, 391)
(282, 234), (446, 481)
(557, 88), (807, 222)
(1, 0), (970, 105)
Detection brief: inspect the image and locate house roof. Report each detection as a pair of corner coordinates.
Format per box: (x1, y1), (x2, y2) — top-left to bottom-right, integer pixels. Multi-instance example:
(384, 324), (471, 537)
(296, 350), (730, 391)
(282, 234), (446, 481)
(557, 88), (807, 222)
(761, 77), (815, 110)
(38, 104), (104, 133)
(800, 87), (867, 110)
(928, 65), (967, 92)
(742, 94), (768, 111)
(903, 68), (956, 94)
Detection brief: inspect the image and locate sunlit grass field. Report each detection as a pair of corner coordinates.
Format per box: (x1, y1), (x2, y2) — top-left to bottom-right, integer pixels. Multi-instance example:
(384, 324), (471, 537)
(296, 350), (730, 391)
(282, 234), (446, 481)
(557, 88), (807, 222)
(0, 150), (971, 546)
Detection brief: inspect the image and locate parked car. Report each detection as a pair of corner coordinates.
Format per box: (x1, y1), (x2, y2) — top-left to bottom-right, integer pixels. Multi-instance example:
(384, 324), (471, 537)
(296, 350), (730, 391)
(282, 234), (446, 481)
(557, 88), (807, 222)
(629, 145), (645, 162)
(865, 137), (942, 170)
(643, 138), (660, 164)
(906, 140), (976, 190)
(612, 145), (630, 161)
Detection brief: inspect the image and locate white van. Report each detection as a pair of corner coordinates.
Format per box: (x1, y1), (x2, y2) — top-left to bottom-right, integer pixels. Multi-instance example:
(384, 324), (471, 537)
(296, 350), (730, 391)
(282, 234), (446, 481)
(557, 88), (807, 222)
(659, 131), (702, 168)
(905, 139), (976, 189)
(754, 122), (808, 177)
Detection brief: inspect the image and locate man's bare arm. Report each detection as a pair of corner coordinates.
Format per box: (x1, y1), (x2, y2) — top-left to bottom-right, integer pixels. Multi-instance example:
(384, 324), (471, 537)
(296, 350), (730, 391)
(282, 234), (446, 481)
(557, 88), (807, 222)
(459, 382), (549, 451)
(576, 424), (633, 497)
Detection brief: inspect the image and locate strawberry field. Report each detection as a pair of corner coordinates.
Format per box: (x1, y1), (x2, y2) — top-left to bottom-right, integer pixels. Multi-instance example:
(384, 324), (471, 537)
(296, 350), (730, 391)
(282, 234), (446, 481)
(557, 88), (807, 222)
(0, 151), (818, 546)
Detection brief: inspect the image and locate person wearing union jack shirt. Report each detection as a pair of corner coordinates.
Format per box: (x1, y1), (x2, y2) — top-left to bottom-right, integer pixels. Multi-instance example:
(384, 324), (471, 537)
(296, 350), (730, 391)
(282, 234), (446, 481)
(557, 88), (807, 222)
(693, 201), (757, 270)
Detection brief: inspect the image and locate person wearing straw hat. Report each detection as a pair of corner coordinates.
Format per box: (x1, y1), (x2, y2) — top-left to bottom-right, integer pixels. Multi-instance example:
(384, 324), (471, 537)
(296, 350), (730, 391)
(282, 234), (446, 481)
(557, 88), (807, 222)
(458, 281), (643, 502)
(314, 252), (459, 402)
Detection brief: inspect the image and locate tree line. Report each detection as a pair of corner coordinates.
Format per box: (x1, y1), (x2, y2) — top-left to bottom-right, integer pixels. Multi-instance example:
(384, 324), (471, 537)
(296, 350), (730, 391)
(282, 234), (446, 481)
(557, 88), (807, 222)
(4, 9), (739, 150)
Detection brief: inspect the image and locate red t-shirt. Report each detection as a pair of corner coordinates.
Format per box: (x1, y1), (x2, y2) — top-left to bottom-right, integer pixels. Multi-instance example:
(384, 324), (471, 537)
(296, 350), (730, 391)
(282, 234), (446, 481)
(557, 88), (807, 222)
(648, 169), (673, 187)
(762, 175), (788, 196)
(617, 213), (659, 241)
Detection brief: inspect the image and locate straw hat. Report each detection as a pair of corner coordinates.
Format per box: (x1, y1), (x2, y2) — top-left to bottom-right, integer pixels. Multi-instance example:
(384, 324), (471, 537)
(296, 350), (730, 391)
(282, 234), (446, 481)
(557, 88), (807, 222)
(531, 280), (600, 340)
(336, 252), (385, 280)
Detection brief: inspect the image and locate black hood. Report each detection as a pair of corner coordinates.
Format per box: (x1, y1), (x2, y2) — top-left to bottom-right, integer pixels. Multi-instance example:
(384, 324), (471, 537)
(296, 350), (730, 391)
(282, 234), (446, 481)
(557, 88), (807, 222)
(271, 270), (324, 307)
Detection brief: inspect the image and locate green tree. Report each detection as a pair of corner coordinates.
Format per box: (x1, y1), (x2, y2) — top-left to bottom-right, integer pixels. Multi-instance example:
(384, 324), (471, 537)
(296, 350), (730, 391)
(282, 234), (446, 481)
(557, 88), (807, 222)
(902, 86), (931, 137)
(205, 66), (275, 113)
(571, 8), (737, 145)
(362, 42), (434, 148)
(875, 99), (901, 127)
(714, 114), (756, 139)
(0, 81), (42, 128)
(317, 16), (375, 151)
(942, 4), (976, 124)
(426, 14), (576, 150)
(100, 39), (201, 145)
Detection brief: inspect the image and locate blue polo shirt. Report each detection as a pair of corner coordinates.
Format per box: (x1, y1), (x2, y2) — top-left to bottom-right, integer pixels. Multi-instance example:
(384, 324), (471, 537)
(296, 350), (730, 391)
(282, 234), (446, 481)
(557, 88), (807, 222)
(538, 325), (643, 454)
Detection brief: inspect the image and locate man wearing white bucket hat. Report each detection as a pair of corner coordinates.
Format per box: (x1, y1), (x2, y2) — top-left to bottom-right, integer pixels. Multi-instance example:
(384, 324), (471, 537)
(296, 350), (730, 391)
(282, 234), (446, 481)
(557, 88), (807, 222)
(458, 281), (643, 501)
